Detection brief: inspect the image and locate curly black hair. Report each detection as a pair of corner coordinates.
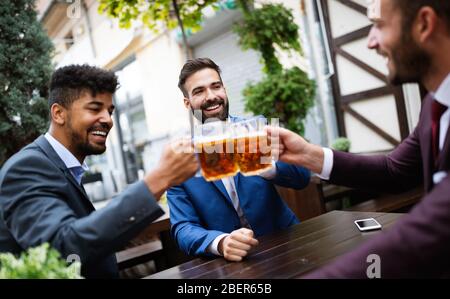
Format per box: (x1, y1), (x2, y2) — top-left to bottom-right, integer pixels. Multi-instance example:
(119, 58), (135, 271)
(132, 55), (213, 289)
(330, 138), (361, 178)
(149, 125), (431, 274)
(48, 64), (119, 108)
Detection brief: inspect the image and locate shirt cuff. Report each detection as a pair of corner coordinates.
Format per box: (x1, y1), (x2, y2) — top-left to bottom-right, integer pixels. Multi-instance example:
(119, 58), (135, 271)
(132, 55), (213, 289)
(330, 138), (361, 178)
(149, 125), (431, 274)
(207, 233), (229, 256)
(317, 148), (333, 180)
(258, 160), (277, 179)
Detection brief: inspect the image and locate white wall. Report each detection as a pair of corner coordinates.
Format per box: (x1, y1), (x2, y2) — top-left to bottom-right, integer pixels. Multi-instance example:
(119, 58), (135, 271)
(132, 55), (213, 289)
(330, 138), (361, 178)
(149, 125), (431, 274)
(136, 34), (189, 141)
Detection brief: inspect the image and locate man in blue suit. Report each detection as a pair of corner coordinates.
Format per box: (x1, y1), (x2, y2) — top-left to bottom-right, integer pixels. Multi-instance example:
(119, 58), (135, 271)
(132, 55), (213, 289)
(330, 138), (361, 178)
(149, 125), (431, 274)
(168, 58), (310, 261)
(0, 65), (198, 278)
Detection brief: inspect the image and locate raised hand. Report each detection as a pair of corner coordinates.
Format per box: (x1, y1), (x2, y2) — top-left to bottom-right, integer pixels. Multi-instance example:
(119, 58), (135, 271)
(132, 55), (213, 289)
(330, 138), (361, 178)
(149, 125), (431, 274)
(145, 138), (199, 198)
(266, 126), (324, 174)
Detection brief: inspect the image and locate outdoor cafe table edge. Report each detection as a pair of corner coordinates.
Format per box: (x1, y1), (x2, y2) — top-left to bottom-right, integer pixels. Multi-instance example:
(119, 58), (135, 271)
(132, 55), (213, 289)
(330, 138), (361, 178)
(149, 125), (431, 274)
(144, 210), (404, 279)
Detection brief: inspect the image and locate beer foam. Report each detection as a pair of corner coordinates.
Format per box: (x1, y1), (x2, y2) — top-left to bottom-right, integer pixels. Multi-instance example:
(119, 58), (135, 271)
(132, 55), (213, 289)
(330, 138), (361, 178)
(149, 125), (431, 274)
(193, 134), (231, 144)
(234, 132), (268, 139)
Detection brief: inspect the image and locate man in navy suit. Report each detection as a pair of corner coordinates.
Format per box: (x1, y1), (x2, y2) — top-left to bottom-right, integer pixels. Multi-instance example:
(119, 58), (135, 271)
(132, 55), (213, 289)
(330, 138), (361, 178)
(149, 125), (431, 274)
(0, 65), (198, 278)
(267, 0), (450, 278)
(168, 58), (310, 261)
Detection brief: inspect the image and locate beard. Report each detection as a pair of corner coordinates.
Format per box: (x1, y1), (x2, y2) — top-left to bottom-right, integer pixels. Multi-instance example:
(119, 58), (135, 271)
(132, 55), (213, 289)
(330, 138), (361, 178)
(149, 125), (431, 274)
(191, 97), (230, 123)
(66, 116), (108, 157)
(388, 29), (431, 86)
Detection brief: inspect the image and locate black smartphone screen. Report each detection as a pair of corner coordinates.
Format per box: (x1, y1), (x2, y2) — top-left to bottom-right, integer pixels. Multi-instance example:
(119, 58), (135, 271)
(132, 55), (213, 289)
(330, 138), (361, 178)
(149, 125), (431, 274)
(356, 219), (379, 228)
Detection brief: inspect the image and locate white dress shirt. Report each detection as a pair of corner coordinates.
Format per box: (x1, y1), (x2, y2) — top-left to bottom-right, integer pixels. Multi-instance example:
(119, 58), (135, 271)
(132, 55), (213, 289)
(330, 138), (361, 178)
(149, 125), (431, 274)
(319, 73), (450, 184)
(207, 161), (277, 256)
(44, 133), (89, 184)
(433, 74), (450, 151)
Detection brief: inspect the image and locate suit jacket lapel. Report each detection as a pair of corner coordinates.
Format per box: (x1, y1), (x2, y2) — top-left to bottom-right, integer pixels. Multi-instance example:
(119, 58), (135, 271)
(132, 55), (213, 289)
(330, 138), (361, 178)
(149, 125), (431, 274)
(421, 95), (434, 191)
(34, 135), (94, 210)
(212, 180), (232, 202)
(63, 168), (89, 198)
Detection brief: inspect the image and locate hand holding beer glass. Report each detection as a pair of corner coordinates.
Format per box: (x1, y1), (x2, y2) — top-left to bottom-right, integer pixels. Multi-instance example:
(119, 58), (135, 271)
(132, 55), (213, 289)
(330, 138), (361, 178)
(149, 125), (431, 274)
(232, 118), (273, 176)
(194, 118), (273, 181)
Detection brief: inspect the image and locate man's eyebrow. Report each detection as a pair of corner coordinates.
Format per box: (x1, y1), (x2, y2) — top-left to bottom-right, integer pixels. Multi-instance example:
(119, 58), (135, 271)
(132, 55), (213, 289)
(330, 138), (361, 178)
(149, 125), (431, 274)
(86, 100), (103, 106)
(191, 86), (204, 94)
(86, 100), (114, 111)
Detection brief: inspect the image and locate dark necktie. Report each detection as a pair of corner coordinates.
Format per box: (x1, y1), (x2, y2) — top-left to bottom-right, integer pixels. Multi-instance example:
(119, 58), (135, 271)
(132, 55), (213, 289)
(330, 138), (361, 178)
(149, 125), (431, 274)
(431, 98), (448, 164)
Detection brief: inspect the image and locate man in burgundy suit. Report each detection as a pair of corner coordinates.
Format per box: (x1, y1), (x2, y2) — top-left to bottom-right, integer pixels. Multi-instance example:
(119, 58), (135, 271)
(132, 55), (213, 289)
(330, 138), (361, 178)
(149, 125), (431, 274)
(267, 0), (450, 278)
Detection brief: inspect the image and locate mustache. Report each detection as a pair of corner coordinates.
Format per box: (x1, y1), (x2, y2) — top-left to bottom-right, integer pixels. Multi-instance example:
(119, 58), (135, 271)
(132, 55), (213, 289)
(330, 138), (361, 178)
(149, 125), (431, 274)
(377, 49), (388, 57)
(200, 98), (224, 110)
(88, 123), (110, 133)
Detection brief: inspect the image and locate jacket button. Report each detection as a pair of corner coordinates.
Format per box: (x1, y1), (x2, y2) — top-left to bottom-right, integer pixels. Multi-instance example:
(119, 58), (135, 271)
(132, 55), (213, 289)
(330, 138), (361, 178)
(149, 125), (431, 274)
(129, 216), (136, 222)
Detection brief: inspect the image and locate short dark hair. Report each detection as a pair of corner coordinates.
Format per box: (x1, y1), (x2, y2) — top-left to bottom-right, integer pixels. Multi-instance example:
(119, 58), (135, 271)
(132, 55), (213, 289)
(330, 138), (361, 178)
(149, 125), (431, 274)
(394, 0), (450, 32)
(178, 58), (222, 97)
(48, 64), (119, 108)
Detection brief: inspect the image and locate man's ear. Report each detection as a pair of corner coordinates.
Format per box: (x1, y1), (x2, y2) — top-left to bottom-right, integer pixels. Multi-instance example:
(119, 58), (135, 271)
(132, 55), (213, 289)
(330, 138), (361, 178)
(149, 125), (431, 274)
(414, 7), (438, 44)
(50, 103), (66, 126)
(183, 97), (191, 109)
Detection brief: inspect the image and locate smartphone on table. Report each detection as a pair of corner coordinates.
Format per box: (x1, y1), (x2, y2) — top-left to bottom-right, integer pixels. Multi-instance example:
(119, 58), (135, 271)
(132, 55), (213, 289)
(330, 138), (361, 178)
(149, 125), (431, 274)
(354, 218), (382, 232)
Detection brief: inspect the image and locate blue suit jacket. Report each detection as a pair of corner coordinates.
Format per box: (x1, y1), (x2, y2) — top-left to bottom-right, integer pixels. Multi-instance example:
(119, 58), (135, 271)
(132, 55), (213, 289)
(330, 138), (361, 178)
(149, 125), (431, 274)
(168, 162), (310, 256)
(0, 136), (164, 278)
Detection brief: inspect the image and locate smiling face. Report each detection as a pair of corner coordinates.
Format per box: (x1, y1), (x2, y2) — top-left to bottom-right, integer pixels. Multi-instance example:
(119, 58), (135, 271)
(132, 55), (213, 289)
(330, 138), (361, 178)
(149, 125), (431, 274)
(52, 91), (115, 162)
(183, 68), (229, 122)
(367, 0), (431, 85)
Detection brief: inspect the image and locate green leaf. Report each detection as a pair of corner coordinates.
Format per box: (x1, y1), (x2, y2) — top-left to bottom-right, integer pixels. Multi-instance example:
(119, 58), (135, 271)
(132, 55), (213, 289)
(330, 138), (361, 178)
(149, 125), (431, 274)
(98, 0), (220, 34)
(0, 243), (83, 279)
(331, 137), (351, 152)
(243, 67), (316, 135)
(0, 0), (53, 165)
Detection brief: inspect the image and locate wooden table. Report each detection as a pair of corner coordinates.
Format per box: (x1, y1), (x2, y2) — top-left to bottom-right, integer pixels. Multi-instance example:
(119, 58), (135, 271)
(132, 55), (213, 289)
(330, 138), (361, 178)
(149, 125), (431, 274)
(116, 204), (171, 270)
(145, 210), (404, 279)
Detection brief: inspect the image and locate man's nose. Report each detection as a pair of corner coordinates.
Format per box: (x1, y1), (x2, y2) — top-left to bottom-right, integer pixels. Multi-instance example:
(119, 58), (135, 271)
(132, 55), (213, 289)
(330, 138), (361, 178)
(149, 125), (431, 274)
(367, 26), (378, 49)
(100, 110), (113, 128)
(205, 88), (216, 101)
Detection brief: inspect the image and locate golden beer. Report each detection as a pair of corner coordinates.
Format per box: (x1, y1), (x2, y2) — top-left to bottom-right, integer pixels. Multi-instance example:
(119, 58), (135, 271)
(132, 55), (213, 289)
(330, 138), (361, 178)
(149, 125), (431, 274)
(234, 134), (272, 176)
(195, 138), (238, 181)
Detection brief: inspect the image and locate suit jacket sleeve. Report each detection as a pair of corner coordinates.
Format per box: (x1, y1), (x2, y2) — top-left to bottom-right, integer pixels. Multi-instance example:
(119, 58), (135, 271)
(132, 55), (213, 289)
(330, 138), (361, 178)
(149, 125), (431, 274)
(0, 154), (164, 265)
(269, 162), (310, 190)
(303, 171), (450, 278)
(328, 127), (423, 193)
(167, 184), (225, 256)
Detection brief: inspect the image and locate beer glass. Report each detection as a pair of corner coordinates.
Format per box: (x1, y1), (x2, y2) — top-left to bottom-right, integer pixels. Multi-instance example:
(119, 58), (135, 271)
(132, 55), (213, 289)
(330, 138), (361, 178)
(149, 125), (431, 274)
(193, 121), (238, 181)
(232, 117), (273, 176)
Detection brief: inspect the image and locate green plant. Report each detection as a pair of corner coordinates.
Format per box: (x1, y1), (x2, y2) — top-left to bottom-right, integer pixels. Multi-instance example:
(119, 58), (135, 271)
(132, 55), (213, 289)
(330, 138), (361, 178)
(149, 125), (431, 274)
(98, 0), (223, 59)
(0, 0), (54, 165)
(233, 2), (316, 135)
(331, 137), (351, 152)
(243, 67), (315, 135)
(233, 2), (302, 74)
(0, 243), (82, 279)
(98, 0), (221, 32)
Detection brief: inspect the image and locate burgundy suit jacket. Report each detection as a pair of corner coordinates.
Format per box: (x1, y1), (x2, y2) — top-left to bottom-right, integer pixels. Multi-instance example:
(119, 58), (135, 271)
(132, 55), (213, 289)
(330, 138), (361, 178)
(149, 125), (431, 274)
(304, 94), (450, 278)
